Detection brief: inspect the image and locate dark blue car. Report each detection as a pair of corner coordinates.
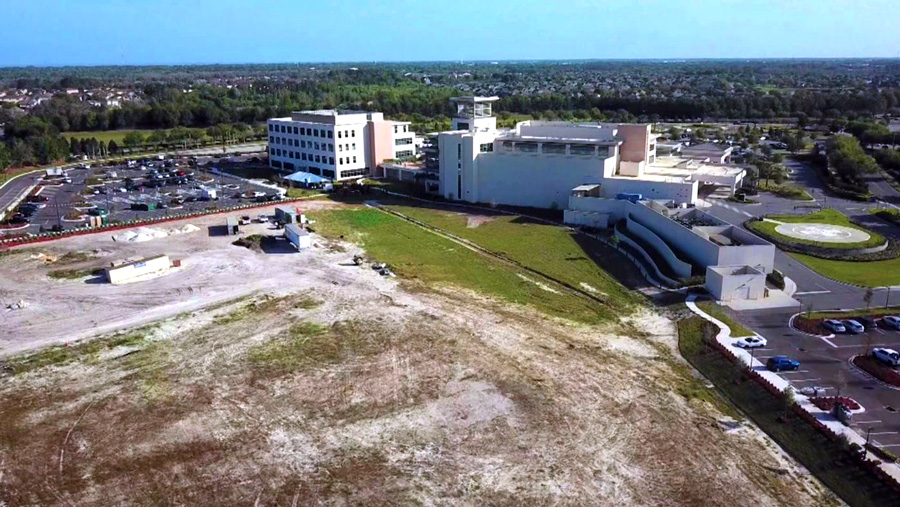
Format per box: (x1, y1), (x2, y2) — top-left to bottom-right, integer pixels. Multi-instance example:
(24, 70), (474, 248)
(767, 356), (800, 372)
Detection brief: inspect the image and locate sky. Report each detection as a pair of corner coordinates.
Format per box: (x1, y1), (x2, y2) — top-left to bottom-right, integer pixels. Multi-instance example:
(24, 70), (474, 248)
(4, 0), (900, 66)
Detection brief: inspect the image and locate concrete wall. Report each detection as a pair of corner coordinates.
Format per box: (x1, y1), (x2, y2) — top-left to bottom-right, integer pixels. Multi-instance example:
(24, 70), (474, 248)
(601, 176), (697, 205)
(368, 120), (394, 169)
(617, 124), (650, 163)
(563, 210), (609, 229)
(717, 228), (776, 273)
(706, 267), (767, 302)
(625, 214), (693, 278)
(106, 255), (170, 285)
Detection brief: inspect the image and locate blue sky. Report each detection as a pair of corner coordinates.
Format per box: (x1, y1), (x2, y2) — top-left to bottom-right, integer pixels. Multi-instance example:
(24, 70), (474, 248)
(4, 0), (900, 66)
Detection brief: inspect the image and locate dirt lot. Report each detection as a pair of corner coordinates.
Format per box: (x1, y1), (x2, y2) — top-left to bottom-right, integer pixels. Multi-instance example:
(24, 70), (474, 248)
(0, 204), (836, 505)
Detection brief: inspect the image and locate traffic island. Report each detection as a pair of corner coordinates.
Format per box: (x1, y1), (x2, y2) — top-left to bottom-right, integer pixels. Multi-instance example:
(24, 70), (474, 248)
(852, 355), (900, 388)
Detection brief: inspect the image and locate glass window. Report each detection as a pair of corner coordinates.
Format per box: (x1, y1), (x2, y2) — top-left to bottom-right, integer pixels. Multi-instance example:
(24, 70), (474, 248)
(301, 140), (306, 148)
(353, 156), (357, 163)
(351, 130), (355, 137)
(268, 124), (273, 131)
(338, 131), (342, 139)
(328, 143), (333, 152)
(542, 143), (566, 155)
(516, 142), (538, 153)
(293, 126), (298, 135)
(302, 153), (307, 161)
(315, 155), (320, 163)
(338, 145), (342, 152)
(352, 143), (356, 150)
(269, 136), (274, 143)
(322, 168), (335, 178)
(597, 147), (610, 158)
(479, 143), (493, 153)
(570, 144), (595, 156)
(327, 131), (333, 139)
(329, 157), (334, 165)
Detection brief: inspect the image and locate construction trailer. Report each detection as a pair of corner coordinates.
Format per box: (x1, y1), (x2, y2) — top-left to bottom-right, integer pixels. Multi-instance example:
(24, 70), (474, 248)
(105, 255), (171, 285)
(226, 217), (240, 235)
(274, 206), (304, 224)
(284, 223), (311, 250)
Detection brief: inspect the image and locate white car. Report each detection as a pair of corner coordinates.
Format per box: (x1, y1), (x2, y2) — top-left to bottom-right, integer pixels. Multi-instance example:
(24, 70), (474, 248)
(872, 348), (900, 367)
(734, 336), (768, 349)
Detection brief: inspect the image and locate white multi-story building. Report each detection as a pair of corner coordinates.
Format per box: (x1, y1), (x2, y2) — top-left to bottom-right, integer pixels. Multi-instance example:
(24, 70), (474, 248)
(437, 97), (745, 209)
(267, 110), (416, 181)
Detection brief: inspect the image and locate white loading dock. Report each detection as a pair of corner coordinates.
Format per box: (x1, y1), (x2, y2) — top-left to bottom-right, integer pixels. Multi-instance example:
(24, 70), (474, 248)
(105, 255), (171, 285)
(284, 223), (311, 250)
(705, 265), (767, 302)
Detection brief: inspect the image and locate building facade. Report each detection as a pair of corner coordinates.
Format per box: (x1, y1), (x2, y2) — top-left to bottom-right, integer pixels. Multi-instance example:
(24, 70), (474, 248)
(437, 97), (744, 209)
(267, 110), (416, 181)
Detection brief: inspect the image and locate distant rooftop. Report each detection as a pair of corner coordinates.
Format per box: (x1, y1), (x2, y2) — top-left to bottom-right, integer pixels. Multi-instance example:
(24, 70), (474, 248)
(450, 96), (499, 103)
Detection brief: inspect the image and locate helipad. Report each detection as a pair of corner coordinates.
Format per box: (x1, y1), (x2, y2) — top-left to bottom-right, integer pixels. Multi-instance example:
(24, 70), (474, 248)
(774, 223), (870, 243)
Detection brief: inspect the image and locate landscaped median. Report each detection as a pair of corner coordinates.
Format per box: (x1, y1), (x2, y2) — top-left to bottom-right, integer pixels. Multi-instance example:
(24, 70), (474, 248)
(682, 297), (900, 504)
(852, 354), (900, 388)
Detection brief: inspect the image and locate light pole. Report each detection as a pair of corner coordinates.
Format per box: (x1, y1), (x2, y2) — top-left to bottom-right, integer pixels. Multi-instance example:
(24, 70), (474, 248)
(887, 286), (893, 309)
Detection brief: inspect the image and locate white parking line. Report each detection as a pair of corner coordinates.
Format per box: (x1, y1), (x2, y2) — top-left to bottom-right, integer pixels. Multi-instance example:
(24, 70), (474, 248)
(778, 370), (810, 374)
(794, 291), (831, 295)
(835, 343), (896, 349)
(790, 378), (821, 382)
(878, 444), (900, 448)
(868, 431), (900, 435)
(854, 420), (883, 424)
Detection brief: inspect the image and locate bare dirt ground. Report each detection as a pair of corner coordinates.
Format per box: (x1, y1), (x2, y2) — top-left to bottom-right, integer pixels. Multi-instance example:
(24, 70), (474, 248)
(0, 204), (836, 505)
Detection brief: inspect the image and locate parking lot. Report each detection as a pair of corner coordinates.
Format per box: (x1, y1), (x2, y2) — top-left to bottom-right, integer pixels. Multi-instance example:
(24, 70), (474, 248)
(740, 307), (900, 453)
(11, 157), (282, 233)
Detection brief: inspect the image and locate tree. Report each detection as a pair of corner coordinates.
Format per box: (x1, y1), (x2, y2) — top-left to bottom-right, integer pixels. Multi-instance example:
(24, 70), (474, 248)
(834, 369), (847, 398)
(122, 131), (146, 151)
(781, 386), (796, 419)
(864, 288), (875, 312)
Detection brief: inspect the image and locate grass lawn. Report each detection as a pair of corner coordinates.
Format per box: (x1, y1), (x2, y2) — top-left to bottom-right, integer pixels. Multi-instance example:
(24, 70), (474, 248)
(62, 129), (157, 145)
(309, 206), (637, 325)
(757, 181), (813, 201)
(382, 203), (642, 309)
(789, 253), (900, 287)
(696, 301), (754, 337)
(285, 187), (325, 199)
(748, 209), (884, 250)
(678, 317), (899, 507)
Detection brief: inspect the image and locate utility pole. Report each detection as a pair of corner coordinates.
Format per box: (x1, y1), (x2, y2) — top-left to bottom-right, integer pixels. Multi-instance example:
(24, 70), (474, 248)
(887, 286), (893, 309)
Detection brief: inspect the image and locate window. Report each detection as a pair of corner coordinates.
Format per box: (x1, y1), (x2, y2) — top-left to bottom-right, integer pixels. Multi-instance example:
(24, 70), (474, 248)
(394, 125), (398, 134)
(542, 143), (566, 155)
(597, 147), (610, 158)
(458, 144), (462, 158)
(338, 131), (342, 139)
(395, 150), (413, 158)
(268, 124), (273, 131)
(315, 155), (321, 163)
(322, 168), (335, 178)
(300, 127), (306, 135)
(345, 144), (350, 151)
(403, 125), (408, 132)
(301, 140), (306, 148)
(293, 139), (299, 147)
(309, 167), (320, 176)
(280, 125), (286, 133)
(329, 157), (334, 165)
(501, 142), (513, 152)
(314, 142), (319, 150)
(339, 158), (343, 165)
(269, 136), (274, 143)
(328, 143), (333, 152)
(351, 130), (355, 137)
(327, 131), (333, 139)
(395, 138), (413, 146)
(276, 149), (281, 156)
(293, 126), (298, 135)
(340, 168), (368, 178)
(570, 144), (595, 156)
(516, 142), (538, 153)
(302, 153), (307, 161)
(314, 129), (320, 137)
(338, 145), (343, 152)
(351, 143), (356, 150)
(352, 156), (357, 163)
(479, 143), (493, 153)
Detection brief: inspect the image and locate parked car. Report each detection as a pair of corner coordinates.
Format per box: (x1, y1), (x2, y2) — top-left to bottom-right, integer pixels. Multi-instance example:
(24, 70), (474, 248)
(842, 320), (864, 334)
(882, 316), (900, 330)
(872, 348), (900, 367)
(858, 317), (878, 330)
(734, 336), (768, 349)
(767, 356), (801, 372)
(822, 319), (846, 333)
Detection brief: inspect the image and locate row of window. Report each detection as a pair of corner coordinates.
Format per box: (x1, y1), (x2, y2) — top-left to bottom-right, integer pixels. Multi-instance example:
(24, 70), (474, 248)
(395, 150), (414, 158)
(394, 137), (413, 146)
(393, 125), (409, 134)
(269, 123), (336, 139)
(271, 148), (359, 166)
(270, 137), (337, 152)
(497, 141), (608, 157)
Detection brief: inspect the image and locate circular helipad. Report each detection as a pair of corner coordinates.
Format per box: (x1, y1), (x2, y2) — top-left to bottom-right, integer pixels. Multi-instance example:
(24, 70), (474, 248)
(774, 223), (870, 243)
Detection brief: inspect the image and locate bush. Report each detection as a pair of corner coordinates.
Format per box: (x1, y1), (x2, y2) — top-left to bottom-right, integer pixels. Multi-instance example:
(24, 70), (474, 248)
(852, 354), (900, 387)
(767, 269), (786, 290)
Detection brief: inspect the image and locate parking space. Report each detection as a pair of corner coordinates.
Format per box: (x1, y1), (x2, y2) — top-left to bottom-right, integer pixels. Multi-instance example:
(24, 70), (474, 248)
(740, 308), (900, 451)
(9, 157), (282, 233)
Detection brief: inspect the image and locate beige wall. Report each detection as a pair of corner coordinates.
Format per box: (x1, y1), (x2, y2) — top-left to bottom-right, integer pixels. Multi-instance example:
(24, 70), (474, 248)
(368, 120), (395, 169)
(617, 124), (650, 164)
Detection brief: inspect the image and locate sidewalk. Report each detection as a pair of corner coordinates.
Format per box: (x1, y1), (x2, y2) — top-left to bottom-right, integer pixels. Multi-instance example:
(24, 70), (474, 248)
(686, 295), (900, 483)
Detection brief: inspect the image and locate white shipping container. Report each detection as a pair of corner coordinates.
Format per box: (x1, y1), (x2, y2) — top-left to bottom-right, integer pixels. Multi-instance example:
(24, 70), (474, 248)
(284, 224), (311, 250)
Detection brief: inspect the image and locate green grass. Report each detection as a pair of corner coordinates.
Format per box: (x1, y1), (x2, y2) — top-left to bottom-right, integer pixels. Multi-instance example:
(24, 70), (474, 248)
(678, 316), (899, 507)
(310, 207), (634, 324)
(285, 187), (324, 198)
(47, 267), (100, 279)
(748, 209), (884, 250)
(4, 329), (149, 375)
(62, 129), (156, 145)
(789, 253), (900, 287)
(382, 203), (642, 308)
(758, 181), (814, 201)
(696, 301), (754, 337)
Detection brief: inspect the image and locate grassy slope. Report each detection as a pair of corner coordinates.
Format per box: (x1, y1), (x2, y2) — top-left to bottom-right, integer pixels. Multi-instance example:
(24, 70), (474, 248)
(696, 301), (754, 337)
(758, 181), (814, 201)
(310, 207), (634, 325)
(382, 204), (642, 309)
(748, 209), (884, 250)
(678, 316), (899, 507)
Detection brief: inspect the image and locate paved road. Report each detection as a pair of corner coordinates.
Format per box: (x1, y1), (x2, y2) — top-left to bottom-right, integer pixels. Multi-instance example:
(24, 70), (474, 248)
(0, 172), (43, 216)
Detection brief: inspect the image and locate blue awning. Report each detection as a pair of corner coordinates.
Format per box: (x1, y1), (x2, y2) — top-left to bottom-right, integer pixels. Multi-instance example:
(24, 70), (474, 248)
(284, 170), (331, 184)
